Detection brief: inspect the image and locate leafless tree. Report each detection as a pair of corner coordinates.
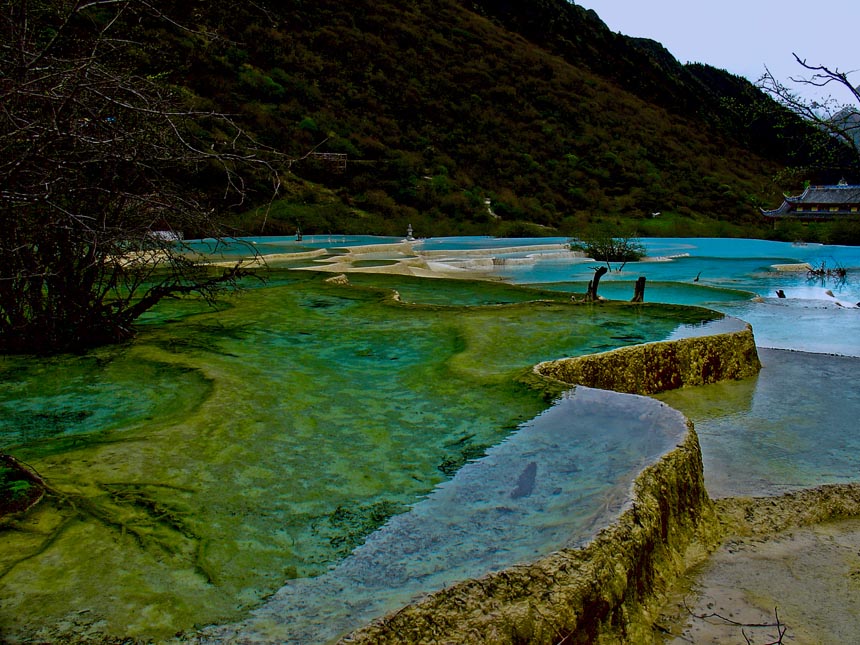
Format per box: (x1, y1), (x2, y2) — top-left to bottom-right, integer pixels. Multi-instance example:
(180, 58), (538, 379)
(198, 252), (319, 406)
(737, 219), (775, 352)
(758, 54), (860, 162)
(0, 0), (280, 353)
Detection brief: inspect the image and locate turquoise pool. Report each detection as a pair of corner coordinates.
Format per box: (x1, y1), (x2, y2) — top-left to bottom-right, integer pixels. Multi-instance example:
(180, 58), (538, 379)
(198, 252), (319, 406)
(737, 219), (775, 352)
(2, 235), (859, 643)
(0, 270), (714, 642)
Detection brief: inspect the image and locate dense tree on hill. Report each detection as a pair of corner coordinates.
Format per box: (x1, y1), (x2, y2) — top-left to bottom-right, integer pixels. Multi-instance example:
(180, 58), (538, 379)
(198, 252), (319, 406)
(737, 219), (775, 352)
(150, 0), (807, 236)
(0, 0), (280, 354)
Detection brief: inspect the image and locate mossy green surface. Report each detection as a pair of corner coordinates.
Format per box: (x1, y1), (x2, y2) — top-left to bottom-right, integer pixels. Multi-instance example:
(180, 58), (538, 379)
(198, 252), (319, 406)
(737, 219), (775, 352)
(0, 272), (713, 642)
(537, 326), (761, 395)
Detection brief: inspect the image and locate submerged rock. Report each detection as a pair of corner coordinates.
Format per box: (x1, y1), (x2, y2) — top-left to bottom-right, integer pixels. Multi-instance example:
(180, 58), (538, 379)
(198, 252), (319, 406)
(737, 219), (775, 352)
(324, 273), (350, 285)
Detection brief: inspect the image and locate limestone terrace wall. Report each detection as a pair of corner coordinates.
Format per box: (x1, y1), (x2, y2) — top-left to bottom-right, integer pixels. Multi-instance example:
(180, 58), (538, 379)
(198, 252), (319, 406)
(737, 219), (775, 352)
(341, 325), (760, 643)
(535, 324), (761, 395)
(341, 422), (718, 644)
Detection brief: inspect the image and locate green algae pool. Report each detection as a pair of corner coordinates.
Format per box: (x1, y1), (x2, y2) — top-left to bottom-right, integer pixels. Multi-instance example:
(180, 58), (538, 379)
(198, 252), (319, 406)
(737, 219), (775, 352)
(0, 271), (718, 642)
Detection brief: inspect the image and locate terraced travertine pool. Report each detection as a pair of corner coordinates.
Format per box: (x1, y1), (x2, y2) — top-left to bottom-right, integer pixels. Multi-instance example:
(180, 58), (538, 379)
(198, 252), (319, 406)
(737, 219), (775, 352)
(0, 270), (719, 642)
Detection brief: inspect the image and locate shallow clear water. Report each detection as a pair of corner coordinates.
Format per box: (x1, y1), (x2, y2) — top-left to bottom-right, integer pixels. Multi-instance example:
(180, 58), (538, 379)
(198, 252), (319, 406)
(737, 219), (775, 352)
(406, 237), (860, 499)
(185, 235), (402, 258)
(3, 236), (860, 643)
(0, 355), (212, 448)
(0, 271), (710, 642)
(415, 235), (567, 251)
(193, 235), (860, 352)
(196, 387), (687, 644)
(657, 348), (860, 498)
(486, 237), (860, 357)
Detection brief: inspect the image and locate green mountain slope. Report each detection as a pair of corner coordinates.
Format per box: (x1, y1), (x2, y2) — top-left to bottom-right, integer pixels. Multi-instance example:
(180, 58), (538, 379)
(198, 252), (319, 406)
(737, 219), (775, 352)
(139, 0), (855, 237)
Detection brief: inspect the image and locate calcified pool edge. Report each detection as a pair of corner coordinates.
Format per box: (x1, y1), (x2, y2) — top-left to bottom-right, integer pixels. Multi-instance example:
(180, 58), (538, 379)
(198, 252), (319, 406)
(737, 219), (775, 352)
(340, 326), (762, 644)
(0, 273), (726, 643)
(4, 278), (854, 645)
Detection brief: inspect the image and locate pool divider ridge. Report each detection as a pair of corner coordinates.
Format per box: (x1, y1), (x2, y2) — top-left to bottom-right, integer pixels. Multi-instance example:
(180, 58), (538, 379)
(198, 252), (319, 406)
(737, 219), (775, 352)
(341, 324), (761, 644)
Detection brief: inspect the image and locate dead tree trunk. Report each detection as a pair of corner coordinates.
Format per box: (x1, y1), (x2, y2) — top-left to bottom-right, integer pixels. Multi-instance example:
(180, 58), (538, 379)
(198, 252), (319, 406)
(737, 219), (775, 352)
(586, 266), (608, 301)
(631, 276), (646, 302)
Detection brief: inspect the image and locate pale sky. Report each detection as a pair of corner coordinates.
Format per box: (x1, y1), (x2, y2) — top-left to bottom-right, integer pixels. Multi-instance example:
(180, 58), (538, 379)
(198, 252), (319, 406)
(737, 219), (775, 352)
(576, 1), (858, 101)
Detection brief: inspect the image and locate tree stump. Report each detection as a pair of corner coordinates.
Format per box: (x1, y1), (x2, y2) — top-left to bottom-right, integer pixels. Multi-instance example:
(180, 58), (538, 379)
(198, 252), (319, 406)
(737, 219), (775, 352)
(631, 276), (646, 302)
(586, 266), (608, 301)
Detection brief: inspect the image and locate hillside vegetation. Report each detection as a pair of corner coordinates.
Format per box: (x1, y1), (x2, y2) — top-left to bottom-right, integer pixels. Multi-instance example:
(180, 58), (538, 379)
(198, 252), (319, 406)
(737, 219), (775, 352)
(136, 0), (858, 240)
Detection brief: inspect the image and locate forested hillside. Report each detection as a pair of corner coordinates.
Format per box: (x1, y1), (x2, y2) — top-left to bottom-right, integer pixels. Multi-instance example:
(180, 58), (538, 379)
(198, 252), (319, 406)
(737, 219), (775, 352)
(134, 0), (855, 237)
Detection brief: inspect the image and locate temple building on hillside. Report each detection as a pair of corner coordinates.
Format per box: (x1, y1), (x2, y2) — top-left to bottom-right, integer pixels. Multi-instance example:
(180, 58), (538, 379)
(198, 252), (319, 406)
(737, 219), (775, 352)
(761, 179), (860, 220)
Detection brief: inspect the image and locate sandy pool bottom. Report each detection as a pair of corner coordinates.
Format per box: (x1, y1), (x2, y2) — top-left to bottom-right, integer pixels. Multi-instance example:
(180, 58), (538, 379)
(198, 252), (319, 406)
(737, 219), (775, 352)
(654, 348), (860, 644)
(660, 502), (860, 644)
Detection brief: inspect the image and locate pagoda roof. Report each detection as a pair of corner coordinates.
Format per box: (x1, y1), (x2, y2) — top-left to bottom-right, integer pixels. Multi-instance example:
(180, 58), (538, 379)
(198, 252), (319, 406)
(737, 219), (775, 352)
(761, 182), (860, 218)
(785, 184), (860, 205)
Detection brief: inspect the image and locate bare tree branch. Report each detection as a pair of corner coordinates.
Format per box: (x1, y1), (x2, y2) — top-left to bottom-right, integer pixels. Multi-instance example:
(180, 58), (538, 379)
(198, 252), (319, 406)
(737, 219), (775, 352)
(758, 54), (860, 163)
(0, 0), (282, 353)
